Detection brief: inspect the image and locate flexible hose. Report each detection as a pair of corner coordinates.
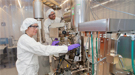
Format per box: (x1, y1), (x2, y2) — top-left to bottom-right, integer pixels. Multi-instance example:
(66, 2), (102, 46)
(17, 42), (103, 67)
(118, 58), (131, 72)
(91, 34), (94, 75)
(131, 40), (135, 74)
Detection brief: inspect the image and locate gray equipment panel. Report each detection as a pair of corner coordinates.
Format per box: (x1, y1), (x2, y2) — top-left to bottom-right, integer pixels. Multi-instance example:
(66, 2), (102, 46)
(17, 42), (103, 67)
(117, 36), (135, 58)
(78, 19), (135, 32)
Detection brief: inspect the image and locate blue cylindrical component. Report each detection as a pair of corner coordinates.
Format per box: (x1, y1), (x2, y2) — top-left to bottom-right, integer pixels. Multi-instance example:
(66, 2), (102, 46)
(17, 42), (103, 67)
(91, 34), (94, 75)
(131, 40), (135, 74)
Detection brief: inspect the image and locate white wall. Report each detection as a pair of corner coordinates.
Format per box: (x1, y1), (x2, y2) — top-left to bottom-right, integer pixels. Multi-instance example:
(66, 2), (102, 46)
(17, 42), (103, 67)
(0, 0), (50, 44)
(89, 0), (135, 21)
(0, 0), (33, 41)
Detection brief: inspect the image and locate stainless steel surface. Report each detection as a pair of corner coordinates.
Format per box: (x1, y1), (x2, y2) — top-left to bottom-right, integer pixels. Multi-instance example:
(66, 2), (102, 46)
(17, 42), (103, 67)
(97, 34), (110, 75)
(78, 19), (135, 32)
(49, 28), (59, 38)
(38, 56), (50, 75)
(33, 0), (44, 19)
(110, 39), (117, 54)
(42, 0), (61, 10)
(63, 11), (71, 22)
(71, 0), (90, 64)
(106, 54), (119, 64)
(73, 0), (90, 28)
(40, 19), (45, 43)
(49, 23), (65, 28)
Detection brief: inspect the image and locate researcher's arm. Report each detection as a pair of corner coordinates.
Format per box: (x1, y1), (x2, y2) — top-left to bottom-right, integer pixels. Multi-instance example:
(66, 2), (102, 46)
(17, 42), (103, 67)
(18, 37), (68, 56)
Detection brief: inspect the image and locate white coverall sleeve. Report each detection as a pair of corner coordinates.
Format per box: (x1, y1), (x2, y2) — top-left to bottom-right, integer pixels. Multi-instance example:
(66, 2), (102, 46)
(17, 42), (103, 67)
(19, 37), (68, 56)
(55, 17), (61, 23)
(44, 20), (49, 34)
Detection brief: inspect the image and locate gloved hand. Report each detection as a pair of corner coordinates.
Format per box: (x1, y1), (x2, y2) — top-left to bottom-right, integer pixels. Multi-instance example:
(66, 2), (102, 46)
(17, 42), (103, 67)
(54, 38), (58, 40)
(51, 41), (59, 46)
(68, 44), (80, 51)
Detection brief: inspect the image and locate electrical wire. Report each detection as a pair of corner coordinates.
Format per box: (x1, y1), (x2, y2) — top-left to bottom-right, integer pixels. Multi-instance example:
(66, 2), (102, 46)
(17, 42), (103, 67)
(93, 0), (135, 16)
(88, 0), (99, 20)
(90, 7), (96, 20)
(90, 6), (100, 19)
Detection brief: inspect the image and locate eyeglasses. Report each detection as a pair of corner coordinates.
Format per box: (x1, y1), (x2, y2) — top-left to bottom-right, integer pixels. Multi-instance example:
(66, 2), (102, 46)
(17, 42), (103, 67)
(49, 13), (55, 17)
(29, 25), (39, 29)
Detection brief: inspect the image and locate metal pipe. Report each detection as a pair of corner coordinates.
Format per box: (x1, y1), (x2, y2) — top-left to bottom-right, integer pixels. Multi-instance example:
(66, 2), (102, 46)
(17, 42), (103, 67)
(33, 0), (45, 42)
(33, 0), (44, 19)
(94, 57), (106, 64)
(71, 68), (88, 74)
(73, 0), (90, 30)
(36, 20), (42, 42)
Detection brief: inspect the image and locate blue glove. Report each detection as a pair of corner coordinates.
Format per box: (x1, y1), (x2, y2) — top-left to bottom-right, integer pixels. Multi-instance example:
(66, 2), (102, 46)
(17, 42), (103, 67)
(51, 41), (59, 46)
(68, 44), (80, 51)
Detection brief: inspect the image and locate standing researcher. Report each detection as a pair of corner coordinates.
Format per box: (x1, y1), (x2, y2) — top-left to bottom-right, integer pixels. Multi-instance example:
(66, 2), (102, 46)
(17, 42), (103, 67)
(16, 18), (80, 75)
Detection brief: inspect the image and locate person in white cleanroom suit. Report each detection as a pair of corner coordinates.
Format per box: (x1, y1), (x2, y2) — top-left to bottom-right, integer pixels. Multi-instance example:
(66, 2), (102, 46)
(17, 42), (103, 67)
(16, 18), (80, 75)
(44, 8), (61, 45)
(43, 9), (61, 65)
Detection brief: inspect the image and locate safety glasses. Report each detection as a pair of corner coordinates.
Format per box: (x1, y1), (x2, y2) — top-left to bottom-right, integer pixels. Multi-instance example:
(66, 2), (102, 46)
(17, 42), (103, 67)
(29, 25), (39, 29)
(49, 13), (55, 17)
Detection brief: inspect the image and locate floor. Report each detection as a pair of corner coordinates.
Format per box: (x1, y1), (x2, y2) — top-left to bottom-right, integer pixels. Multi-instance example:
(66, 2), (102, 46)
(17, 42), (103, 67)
(0, 64), (54, 75)
(0, 67), (18, 75)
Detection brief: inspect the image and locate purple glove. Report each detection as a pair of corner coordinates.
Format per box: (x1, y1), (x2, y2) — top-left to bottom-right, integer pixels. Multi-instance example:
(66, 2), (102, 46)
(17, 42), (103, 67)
(68, 44), (80, 51)
(51, 41), (59, 46)
(54, 38), (58, 40)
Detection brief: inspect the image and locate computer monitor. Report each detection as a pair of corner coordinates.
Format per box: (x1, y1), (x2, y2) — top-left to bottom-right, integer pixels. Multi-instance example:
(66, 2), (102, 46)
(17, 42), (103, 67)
(0, 38), (8, 45)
